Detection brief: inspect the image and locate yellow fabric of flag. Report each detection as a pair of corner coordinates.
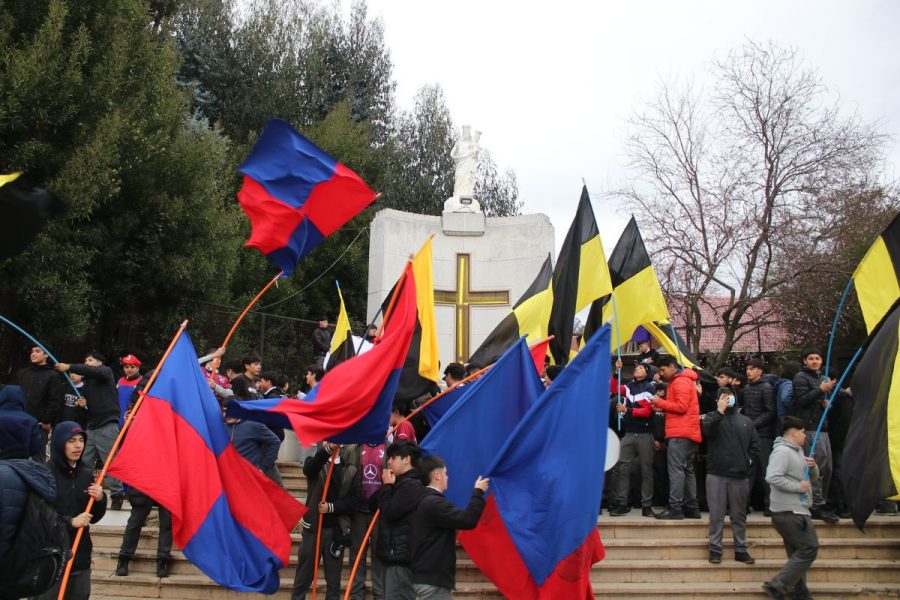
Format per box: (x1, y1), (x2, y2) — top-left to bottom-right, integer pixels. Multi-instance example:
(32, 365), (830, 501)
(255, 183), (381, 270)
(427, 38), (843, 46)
(412, 238), (440, 384)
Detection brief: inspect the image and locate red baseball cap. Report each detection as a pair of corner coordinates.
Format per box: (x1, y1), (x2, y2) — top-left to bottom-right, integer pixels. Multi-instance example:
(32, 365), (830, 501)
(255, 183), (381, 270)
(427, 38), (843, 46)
(121, 354), (142, 366)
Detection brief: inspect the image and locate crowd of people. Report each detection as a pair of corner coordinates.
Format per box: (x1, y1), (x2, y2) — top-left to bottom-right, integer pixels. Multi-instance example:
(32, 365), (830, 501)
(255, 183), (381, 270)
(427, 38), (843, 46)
(606, 341), (897, 599)
(1, 324), (897, 600)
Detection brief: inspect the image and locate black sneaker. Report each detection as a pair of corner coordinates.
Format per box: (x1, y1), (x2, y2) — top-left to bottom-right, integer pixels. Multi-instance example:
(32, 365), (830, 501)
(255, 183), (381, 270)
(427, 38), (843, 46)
(642, 507), (655, 517)
(111, 495), (124, 511)
(735, 551), (755, 564)
(609, 506), (631, 516)
(762, 582), (785, 600)
(156, 558), (170, 578)
(763, 509), (773, 517)
(655, 507), (684, 520)
(115, 556), (129, 577)
(811, 507), (839, 524)
(684, 509), (702, 519)
(708, 552), (722, 564)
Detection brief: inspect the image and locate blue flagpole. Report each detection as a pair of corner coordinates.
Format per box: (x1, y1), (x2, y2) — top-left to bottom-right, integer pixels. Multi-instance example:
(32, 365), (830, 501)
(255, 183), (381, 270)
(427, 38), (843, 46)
(801, 344), (864, 497)
(0, 313), (81, 397)
(610, 294), (624, 429)
(824, 279), (855, 382)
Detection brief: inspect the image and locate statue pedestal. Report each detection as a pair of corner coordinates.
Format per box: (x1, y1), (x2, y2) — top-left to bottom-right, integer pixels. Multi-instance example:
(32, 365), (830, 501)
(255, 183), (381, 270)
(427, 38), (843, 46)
(441, 211), (485, 236)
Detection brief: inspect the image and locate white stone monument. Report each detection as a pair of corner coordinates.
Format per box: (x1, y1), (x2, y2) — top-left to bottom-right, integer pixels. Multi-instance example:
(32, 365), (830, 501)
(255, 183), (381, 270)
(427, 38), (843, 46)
(367, 126), (554, 367)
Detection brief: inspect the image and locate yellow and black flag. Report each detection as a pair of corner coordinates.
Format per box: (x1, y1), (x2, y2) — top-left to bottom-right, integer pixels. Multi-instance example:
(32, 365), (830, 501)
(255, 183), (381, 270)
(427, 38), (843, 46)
(469, 254), (554, 366)
(547, 187), (612, 364)
(0, 173), (64, 261)
(381, 238), (441, 401)
(844, 299), (900, 530)
(853, 213), (900, 335)
(326, 282), (356, 370)
(582, 216), (670, 352)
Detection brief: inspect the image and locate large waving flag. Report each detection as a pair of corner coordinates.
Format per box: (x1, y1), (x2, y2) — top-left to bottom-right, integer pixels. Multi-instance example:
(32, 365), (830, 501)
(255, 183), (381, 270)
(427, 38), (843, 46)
(325, 282), (355, 370)
(548, 187), (612, 364)
(844, 299), (900, 530)
(486, 325), (611, 589)
(0, 173), (65, 261)
(853, 213), (900, 334)
(228, 264), (418, 445)
(107, 331), (304, 593)
(583, 216), (670, 351)
(422, 337), (602, 598)
(237, 119), (377, 275)
(382, 238), (441, 401)
(420, 338), (544, 508)
(469, 254), (554, 367)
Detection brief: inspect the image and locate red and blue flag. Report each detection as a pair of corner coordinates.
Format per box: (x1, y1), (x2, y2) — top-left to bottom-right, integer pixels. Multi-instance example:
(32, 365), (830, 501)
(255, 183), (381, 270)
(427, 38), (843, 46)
(420, 337), (544, 507)
(483, 324), (611, 595)
(228, 264), (418, 445)
(237, 119), (377, 275)
(107, 331), (304, 593)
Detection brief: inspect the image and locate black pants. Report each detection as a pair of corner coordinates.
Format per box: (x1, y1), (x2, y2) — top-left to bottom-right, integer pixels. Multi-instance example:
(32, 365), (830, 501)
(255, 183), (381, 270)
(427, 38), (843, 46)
(769, 512), (818, 600)
(292, 526), (344, 600)
(119, 490), (173, 559)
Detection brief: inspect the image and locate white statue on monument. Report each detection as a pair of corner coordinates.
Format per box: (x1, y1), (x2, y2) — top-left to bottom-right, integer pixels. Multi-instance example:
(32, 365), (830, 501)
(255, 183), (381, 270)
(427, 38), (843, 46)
(445, 125), (482, 214)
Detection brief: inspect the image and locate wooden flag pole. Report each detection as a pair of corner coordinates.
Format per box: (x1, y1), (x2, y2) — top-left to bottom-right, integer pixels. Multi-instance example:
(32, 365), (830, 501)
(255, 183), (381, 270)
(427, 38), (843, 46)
(221, 271), (283, 348)
(342, 508), (381, 600)
(57, 320), (189, 600)
(310, 448), (340, 600)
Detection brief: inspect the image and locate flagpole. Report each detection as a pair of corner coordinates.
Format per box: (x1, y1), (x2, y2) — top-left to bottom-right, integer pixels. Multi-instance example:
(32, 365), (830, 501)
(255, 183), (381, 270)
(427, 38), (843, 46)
(57, 320), (189, 600)
(824, 279), (855, 382)
(220, 271), (283, 348)
(609, 295), (624, 429)
(311, 448), (339, 600)
(0, 313), (81, 397)
(342, 508), (381, 600)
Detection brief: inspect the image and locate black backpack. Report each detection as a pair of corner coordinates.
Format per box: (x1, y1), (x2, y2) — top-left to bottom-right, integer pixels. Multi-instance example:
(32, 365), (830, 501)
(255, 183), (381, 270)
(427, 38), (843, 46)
(0, 490), (72, 599)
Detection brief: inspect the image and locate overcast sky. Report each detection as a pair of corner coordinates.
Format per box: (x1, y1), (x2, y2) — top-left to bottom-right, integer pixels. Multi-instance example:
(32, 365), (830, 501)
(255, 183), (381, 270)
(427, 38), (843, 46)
(359, 0), (900, 253)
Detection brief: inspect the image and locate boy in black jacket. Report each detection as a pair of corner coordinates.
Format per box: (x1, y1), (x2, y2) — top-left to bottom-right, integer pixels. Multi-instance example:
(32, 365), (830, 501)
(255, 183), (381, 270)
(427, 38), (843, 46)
(701, 388), (759, 565)
(375, 440), (423, 600)
(411, 455), (488, 599)
(291, 443), (360, 600)
(36, 421), (107, 600)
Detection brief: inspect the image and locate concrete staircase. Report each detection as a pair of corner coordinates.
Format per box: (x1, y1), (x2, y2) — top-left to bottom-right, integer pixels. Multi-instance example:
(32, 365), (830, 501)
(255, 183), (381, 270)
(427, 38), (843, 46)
(90, 462), (900, 599)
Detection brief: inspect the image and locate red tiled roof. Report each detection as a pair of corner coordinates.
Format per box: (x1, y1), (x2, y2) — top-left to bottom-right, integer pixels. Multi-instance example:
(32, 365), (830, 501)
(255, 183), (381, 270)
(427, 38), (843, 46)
(667, 296), (789, 353)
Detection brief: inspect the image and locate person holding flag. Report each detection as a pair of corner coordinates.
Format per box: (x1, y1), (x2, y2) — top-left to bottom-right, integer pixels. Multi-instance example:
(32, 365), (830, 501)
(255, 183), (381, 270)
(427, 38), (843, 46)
(411, 455), (489, 600)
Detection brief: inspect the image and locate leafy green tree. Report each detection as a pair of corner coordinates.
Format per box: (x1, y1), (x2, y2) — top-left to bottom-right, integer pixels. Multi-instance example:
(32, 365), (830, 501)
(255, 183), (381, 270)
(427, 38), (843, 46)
(0, 0), (241, 361)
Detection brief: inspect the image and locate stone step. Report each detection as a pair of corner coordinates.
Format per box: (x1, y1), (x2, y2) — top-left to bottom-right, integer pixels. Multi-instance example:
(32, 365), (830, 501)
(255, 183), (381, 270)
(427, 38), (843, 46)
(91, 513), (900, 551)
(90, 549), (900, 584)
(92, 533), (900, 569)
(90, 573), (900, 599)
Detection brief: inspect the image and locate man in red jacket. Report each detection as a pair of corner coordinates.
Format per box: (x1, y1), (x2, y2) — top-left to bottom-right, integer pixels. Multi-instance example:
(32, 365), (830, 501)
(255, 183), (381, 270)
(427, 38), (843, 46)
(652, 356), (702, 520)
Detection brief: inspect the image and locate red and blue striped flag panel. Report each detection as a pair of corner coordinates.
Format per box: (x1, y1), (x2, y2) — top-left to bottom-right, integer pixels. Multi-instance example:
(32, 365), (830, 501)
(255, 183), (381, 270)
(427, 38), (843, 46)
(237, 119), (376, 275)
(227, 264), (418, 446)
(108, 331), (304, 593)
(486, 325), (611, 586)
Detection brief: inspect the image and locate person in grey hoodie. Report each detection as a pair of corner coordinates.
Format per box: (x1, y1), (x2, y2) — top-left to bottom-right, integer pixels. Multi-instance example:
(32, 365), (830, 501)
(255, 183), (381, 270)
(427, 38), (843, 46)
(762, 416), (820, 600)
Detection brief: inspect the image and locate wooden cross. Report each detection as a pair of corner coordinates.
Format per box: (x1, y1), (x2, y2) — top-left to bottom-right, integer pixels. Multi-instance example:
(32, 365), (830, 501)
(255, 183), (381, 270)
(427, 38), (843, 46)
(435, 253), (510, 363)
